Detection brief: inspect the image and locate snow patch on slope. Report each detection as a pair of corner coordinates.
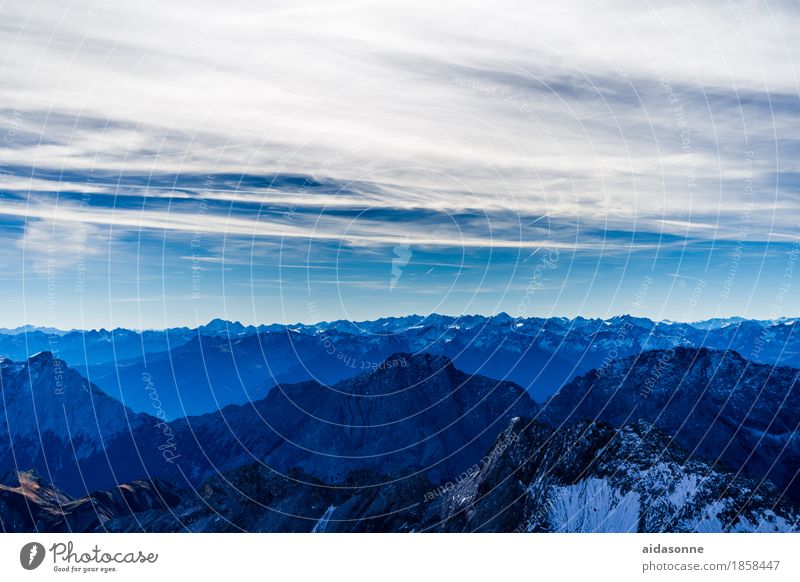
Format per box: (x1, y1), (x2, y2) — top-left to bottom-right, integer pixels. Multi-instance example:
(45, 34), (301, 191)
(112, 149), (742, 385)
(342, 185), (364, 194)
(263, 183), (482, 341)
(311, 505), (336, 533)
(549, 478), (640, 532)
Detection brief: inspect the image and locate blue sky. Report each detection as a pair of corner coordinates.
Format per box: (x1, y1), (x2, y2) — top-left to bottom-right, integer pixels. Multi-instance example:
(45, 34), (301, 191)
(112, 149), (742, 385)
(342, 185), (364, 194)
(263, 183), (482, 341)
(1, 0), (799, 329)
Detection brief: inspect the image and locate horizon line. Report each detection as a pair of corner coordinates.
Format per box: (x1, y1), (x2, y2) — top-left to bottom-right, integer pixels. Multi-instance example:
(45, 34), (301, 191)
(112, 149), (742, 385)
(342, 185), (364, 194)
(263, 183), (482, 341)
(1, 312), (798, 334)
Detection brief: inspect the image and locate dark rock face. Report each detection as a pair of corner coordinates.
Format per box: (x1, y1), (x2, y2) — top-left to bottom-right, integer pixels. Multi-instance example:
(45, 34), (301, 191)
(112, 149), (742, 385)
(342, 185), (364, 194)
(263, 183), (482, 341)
(99, 418), (800, 533)
(105, 466), (437, 533)
(149, 352), (536, 489)
(541, 347), (800, 501)
(253, 352), (536, 484)
(99, 465), (432, 533)
(0, 469), (181, 533)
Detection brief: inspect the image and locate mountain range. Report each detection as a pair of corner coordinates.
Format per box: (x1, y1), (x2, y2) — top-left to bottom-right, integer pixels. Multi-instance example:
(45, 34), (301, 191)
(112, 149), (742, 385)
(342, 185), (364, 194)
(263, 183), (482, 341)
(0, 314), (799, 532)
(3, 313), (799, 418)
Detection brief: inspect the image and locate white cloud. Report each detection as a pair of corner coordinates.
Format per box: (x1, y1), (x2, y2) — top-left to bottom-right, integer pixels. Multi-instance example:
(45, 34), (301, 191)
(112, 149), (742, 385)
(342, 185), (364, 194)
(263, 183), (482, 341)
(16, 216), (107, 274)
(1, 0), (798, 244)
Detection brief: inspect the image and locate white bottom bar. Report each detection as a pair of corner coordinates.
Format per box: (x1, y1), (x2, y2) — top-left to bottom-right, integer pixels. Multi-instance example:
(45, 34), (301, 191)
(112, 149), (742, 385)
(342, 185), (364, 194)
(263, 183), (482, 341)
(1, 533), (798, 581)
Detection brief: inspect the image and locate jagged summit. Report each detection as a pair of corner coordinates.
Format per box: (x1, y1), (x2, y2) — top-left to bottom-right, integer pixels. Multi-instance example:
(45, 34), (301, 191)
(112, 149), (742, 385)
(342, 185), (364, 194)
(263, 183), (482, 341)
(542, 346), (800, 501)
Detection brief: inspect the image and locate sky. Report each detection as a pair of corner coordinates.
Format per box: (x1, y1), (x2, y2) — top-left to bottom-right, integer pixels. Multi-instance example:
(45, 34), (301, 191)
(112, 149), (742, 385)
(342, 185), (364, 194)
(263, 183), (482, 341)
(0, 0), (799, 329)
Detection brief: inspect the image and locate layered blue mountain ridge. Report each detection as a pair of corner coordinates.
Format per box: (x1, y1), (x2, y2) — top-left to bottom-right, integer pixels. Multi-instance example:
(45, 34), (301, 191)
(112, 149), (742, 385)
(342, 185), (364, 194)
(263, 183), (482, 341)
(2, 314), (798, 417)
(0, 315), (799, 532)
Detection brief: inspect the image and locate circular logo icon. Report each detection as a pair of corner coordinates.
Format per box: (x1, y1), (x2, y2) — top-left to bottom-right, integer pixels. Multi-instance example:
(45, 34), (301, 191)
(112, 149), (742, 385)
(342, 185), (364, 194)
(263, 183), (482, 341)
(20, 542), (46, 570)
